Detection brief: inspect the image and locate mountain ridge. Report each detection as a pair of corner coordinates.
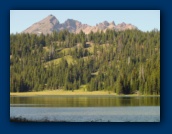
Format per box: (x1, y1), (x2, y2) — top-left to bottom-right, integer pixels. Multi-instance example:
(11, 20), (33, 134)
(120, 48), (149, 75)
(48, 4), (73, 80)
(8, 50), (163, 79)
(23, 14), (137, 35)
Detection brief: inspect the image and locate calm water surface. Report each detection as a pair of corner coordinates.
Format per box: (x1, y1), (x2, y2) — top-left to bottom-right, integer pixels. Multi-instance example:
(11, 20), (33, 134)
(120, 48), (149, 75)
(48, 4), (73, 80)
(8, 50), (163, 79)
(10, 96), (160, 122)
(10, 96), (160, 107)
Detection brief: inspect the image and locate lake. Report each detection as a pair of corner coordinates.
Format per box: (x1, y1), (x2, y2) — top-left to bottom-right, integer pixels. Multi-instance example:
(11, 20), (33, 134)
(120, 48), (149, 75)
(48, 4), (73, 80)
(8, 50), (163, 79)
(10, 96), (160, 122)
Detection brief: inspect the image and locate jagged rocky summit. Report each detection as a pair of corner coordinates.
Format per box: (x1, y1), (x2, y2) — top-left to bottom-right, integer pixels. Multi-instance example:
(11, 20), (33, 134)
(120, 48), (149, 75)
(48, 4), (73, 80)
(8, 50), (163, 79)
(23, 14), (137, 35)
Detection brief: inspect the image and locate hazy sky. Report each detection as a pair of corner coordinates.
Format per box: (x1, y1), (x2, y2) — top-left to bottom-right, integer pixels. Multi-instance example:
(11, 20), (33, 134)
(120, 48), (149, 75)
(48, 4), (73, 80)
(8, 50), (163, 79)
(10, 10), (160, 34)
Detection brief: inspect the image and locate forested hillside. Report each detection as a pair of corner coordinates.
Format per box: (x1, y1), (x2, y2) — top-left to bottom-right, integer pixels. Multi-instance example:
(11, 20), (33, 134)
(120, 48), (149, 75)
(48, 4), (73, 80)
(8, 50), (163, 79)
(10, 29), (160, 95)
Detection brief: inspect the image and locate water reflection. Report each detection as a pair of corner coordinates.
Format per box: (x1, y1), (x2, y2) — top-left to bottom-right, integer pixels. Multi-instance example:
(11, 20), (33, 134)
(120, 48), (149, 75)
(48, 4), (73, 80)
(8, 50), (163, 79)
(10, 96), (160, 107)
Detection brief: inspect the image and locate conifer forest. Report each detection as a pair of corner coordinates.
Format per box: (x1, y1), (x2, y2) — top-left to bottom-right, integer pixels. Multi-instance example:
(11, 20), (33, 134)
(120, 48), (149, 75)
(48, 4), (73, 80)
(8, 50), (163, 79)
(10, 29), (160, 95)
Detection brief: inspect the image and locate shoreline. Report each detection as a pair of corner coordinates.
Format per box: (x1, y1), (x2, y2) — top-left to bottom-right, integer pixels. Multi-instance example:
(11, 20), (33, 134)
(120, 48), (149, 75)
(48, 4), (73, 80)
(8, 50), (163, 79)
(10, 90), (160, 97)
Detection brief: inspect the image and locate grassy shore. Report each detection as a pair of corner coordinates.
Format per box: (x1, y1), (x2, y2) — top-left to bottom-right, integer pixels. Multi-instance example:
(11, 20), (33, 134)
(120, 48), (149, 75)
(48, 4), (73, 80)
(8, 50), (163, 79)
(10, 89), (160, 97)
(10, 89), (117, 96)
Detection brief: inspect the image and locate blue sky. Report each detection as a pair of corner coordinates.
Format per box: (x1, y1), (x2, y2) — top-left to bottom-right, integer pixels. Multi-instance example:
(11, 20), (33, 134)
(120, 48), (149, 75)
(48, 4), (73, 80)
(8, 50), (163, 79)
(10, 10), (160, 34)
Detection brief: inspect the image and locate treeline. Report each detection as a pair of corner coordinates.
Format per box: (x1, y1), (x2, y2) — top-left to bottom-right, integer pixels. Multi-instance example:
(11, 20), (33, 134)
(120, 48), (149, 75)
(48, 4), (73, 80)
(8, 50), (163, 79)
(10, 29), (160, 95)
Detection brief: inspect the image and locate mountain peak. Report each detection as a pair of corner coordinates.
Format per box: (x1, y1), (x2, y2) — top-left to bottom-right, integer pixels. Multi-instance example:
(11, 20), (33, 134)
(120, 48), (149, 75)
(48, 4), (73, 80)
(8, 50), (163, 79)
(49, 14), (54, 17)
(44, 14), (59, 25)
(120, 22), (126, 26)
(23, 14), (60, 34)
(102, 21), (109, 26)
(110, 21), (115, 25)
(46, 14), (55, 18)
(23, 15), (137, 35)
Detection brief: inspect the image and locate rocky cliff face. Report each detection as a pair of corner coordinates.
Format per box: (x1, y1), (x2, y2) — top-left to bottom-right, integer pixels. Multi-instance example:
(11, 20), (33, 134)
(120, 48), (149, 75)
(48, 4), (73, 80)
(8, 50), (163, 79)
(23, 14), (137, 35)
